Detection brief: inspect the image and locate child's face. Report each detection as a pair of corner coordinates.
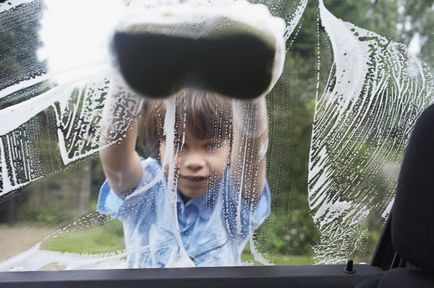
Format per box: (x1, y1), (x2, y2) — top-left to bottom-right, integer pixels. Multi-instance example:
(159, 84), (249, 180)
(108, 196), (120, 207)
(159, 133), (231, 198)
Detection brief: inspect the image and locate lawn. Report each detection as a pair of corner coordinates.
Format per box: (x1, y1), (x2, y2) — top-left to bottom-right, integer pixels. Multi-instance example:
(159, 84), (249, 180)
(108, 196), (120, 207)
(42, 225), (125, 255)
(42, 224), (314, 265)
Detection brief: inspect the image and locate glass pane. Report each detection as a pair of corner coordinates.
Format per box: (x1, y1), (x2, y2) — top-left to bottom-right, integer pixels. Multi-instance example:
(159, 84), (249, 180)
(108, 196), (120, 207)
(0, 0), (432, 271)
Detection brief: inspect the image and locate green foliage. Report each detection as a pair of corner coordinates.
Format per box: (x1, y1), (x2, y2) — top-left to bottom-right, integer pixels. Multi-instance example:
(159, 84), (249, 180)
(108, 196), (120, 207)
(90, 156), (106, 201)
(0, 1), (45, 90)
(258, 210), (319, 256)
(400, 0), (434, 66)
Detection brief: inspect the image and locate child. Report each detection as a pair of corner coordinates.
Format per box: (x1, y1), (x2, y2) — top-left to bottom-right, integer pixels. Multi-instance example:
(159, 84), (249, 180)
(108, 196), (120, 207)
(98, 85), (270, 268)
(97, 1), (285, 268)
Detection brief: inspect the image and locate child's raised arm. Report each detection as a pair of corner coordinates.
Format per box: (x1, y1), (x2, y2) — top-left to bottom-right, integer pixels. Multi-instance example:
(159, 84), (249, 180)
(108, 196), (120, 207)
(231, 96), (269, 202)
(99, 76), (143, 197)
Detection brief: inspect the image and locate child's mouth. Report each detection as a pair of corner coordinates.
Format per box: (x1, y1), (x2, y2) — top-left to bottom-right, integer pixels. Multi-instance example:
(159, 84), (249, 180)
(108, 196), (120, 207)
(180, 175), (208, 183)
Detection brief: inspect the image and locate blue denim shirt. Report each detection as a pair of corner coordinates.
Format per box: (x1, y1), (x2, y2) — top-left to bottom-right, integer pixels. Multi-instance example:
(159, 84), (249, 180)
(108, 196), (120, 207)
(97, 157), (270, 268)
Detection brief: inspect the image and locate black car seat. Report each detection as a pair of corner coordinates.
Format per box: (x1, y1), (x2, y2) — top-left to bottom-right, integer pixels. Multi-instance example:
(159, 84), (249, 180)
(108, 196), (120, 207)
(356, 104), (434, 287)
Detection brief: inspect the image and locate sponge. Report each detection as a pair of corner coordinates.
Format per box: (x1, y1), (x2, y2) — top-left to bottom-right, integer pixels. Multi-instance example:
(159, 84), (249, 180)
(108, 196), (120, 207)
(112, 2), (286, 99)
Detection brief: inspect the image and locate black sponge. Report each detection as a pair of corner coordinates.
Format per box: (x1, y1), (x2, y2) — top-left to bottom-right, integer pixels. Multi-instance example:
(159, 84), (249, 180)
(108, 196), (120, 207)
(112, 31), (275, 99)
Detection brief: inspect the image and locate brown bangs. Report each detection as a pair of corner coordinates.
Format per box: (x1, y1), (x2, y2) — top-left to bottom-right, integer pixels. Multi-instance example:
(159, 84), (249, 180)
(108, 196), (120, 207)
(138, 89), (233, 157)
(178, 89), (232, 140)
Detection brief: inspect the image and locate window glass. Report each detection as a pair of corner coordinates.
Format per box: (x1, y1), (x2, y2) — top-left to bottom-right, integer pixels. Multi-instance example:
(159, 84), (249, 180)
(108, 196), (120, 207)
(0, 0), (432, 270)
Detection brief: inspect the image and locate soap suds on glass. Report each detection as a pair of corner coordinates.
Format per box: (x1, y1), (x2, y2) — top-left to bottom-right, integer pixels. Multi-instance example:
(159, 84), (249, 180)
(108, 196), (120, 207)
(308, 0), (433, 264)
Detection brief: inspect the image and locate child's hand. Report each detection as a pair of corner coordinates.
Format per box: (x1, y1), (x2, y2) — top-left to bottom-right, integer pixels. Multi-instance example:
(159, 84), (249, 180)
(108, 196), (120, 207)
(99, 70), (144, 196)
(231, 95), (269, 202)
(232, 96), (268, 139)
(100, 70), (143, 148)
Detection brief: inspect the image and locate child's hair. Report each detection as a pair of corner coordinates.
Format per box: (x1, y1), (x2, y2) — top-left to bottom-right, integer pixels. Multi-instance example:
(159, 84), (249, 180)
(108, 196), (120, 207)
(138, 88), (233, 158)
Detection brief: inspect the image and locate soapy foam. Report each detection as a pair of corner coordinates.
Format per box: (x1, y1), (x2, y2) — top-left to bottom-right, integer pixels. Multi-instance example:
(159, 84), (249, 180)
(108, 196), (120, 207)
(308, 0), (433, 264)
(0, 0), (128, 195)
(162, 96), (194, 267)
(0, 0), (35, 13)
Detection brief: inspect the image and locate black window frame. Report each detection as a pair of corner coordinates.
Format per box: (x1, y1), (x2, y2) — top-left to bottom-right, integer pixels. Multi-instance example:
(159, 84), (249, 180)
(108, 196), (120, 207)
(0, 264), (384, 288)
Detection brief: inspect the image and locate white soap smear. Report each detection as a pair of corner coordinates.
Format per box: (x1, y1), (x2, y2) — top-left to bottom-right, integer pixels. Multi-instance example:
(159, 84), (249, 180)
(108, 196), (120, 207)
(0, 0), (131, 196)
(308, 0), (433, 264)
(0, 0), (34, 13)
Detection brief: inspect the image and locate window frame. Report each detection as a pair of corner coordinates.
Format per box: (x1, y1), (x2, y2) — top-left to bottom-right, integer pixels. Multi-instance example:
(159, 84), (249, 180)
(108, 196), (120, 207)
(0, 264), (384, 288)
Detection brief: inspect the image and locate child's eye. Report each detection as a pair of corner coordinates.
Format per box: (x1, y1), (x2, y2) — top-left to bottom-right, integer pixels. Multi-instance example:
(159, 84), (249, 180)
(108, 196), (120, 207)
(206, 142), (221, 150)
(174, 140), (186, 150)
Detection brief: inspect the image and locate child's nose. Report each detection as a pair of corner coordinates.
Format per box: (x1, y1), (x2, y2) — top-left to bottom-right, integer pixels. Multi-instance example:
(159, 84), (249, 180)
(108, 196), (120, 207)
(183, 154), (206, 171)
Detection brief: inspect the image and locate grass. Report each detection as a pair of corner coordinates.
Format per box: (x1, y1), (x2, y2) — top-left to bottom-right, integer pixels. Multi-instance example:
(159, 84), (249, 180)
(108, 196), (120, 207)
(241, 245), (314, 265)
(43, 226), (315, 265)
(41, 215), (315, 265)
(42, 226), (125, 254)
(269, 254), (314, 265)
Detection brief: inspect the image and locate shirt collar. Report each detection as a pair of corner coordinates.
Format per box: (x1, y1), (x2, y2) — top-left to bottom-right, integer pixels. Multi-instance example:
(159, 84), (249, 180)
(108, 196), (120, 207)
(175, 168), (230, 220)
(176, 191), (213, 220)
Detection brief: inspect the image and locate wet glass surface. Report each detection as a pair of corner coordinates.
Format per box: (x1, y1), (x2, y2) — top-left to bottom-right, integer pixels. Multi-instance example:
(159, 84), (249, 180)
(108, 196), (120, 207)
(0, 0), (432, 270)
